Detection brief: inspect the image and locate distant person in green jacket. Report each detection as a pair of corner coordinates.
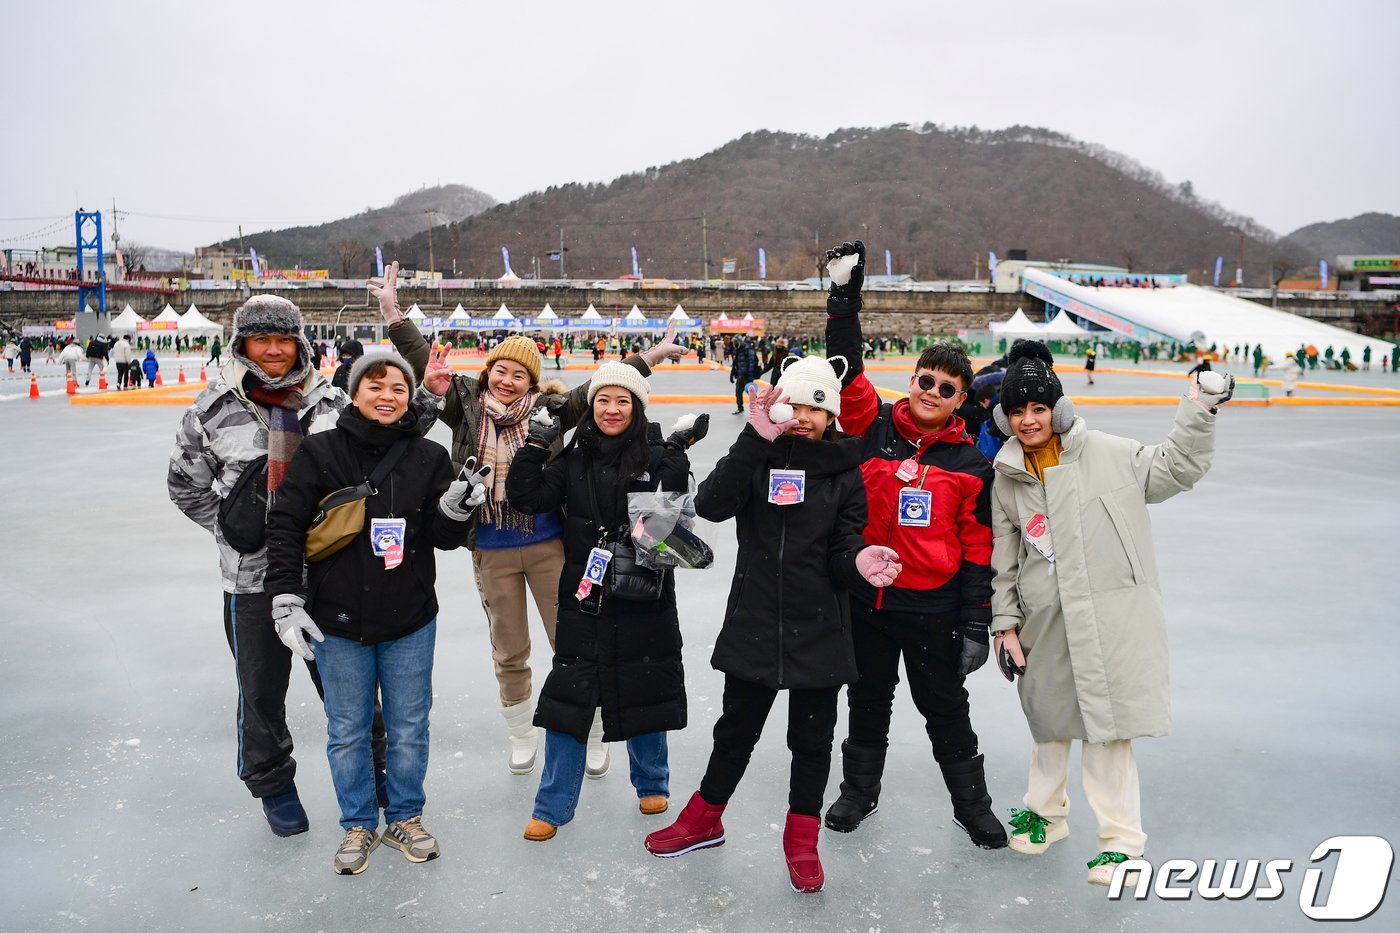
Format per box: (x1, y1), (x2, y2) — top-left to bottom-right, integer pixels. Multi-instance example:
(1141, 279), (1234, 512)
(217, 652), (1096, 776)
(1251, 345), (1263, 377)
(1362, 346), (1371, 371)
(1340, 347), (1351, 370)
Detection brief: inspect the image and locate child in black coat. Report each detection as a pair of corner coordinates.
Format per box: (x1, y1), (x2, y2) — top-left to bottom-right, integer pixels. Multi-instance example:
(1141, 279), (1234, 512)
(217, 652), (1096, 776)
(644, 356), (901, 894)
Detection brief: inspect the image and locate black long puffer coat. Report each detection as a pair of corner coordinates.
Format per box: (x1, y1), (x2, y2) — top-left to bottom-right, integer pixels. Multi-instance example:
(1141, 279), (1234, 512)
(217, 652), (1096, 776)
(506, 420), (690, 744)
(695, 424), (869, 690)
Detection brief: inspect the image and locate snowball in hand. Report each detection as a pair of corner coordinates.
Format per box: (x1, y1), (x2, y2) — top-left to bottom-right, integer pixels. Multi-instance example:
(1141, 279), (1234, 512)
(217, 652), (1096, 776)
(531, 407), (554, 426)
(827, 253), (859, 287)
(1198, 371), (1226, 394)
(769, 402), (794, 423)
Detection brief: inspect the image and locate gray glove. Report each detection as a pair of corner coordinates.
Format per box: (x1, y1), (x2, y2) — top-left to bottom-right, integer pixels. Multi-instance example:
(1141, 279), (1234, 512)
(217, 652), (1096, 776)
(955, 621), (990, 676)
(272, 594), (324, 661)
(440, 455), (491, 522)
(825, 240), (866, 317)
(526, 406), (561, 448)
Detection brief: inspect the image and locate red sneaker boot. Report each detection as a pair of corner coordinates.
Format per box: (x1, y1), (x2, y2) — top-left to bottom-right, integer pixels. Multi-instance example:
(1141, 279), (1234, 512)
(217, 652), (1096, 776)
(783, 811), (825, 893)
(644, 791), (726, 857)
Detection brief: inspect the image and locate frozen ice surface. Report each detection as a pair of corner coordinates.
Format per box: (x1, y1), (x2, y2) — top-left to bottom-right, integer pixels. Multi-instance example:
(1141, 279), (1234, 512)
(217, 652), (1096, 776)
(0, 365), (1396, 931)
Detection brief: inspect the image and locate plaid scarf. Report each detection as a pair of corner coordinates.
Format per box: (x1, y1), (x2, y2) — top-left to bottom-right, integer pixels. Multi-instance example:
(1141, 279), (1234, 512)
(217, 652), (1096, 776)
(248, 382), (306, 493)
(476, 390), (538, 533)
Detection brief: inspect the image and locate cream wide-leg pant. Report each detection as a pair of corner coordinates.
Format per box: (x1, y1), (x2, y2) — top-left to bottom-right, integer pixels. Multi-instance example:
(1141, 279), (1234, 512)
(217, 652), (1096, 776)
(1025, 739), (1146, 857)
(471, 538), (563, 705)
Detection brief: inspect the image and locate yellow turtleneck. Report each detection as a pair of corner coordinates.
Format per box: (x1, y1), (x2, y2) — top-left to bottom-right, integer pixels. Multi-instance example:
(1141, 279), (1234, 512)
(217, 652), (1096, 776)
(1023, 434), (1064, 483)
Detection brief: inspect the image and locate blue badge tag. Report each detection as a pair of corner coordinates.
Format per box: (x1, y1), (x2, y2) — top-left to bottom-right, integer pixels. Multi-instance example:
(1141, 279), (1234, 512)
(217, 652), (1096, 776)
(897, 488), (932, 527)
(768, 469), (806, 505)
(370, 518), (407, 556)
(577, 546), (612, 602)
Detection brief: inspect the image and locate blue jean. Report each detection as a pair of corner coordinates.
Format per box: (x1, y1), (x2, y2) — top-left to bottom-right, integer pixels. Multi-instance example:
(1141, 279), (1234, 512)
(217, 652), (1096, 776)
(532, 727), (669, 827)
(315, 621), (436, 830)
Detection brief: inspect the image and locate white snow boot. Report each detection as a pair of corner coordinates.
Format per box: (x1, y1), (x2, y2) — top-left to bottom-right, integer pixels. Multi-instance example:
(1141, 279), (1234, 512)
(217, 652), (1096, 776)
(501, 699), (539, 775)
(585, 708), (610, 779)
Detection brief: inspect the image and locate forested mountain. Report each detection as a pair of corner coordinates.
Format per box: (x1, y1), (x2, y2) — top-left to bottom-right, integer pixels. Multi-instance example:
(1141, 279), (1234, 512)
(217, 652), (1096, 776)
(1283, 212), (1400, 261)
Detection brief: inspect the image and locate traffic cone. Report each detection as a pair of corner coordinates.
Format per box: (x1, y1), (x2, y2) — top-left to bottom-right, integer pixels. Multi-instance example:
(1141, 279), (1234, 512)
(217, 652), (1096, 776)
(29, 373), (39, 399)
(66, 373), (77, 395)
(199, 363), (207, 381)
(156, 368), (164, 386)
(178, 364), (186, 384)
(99, 371), (108, 390)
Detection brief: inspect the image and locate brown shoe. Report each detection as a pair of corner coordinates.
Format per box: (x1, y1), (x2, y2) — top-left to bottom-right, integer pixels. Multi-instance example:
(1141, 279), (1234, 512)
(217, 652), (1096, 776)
(639, 795), (669, 815)
(523, 818), (557, 842)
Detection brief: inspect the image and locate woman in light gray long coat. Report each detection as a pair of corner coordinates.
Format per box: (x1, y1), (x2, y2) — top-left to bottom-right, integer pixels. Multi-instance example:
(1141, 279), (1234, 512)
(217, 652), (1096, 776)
(986, 340), (1231, 886)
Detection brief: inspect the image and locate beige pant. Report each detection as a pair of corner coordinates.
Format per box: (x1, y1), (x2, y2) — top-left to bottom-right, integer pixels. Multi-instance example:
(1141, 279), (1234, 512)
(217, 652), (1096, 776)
(1025, 739), (1146, 856)
(471, 539), (563, 705)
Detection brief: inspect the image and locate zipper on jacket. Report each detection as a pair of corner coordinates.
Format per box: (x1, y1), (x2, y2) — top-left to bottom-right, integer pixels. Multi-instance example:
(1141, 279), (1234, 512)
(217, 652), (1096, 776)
(776, 446), (791, 686)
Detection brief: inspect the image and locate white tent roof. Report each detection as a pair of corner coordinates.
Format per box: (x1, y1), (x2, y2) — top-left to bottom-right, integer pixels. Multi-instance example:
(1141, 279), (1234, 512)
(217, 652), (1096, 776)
(668, 305), (688, 321)
(405, 304), (426, 320)
(178, 304), (222, 333)
(742, 312), (754, 321)
(448, 304), (469, 321)
(152, 304), (182, 324)
(537, 304), (560, 321)
(580, 305), (604, 320)
(989, 307), (1044, 337)
(495, 304), (514, 320)
(110, 305), (145, 332)
(1040, 310), (1093, 338)
(625, 306), (647, 322)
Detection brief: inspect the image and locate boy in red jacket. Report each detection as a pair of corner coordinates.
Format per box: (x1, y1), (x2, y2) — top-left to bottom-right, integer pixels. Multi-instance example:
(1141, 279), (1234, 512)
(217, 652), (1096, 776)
(820, 240), (1007, 849)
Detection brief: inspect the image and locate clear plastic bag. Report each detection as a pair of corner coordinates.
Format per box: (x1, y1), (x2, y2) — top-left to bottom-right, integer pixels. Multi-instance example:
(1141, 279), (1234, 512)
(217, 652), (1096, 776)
(627, 489), (715, 570)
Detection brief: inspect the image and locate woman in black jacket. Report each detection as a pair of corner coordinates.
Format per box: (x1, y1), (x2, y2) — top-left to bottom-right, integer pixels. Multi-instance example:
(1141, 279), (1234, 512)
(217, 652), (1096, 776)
(506, 362), (705, 842)
(643, 357), (901, 894)
(264, 355), (485, 876)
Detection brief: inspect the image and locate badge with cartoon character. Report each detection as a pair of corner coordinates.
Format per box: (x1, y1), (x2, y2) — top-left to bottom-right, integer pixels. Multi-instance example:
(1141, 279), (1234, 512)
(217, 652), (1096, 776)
(370, 517), (407, 569)
(897, 487), (932, 527)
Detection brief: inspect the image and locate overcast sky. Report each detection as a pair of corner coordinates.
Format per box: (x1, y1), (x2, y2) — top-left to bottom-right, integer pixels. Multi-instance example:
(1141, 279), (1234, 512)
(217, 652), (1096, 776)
(3, 0), (1395, 256)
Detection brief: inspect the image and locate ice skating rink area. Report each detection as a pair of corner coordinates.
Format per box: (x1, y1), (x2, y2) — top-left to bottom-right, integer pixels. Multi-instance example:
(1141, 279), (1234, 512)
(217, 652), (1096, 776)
(2, 363), (1396, 932)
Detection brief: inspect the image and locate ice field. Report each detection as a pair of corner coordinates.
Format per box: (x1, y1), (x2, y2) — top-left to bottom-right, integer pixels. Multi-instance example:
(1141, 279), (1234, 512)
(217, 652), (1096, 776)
(1, 362), (1396, 932)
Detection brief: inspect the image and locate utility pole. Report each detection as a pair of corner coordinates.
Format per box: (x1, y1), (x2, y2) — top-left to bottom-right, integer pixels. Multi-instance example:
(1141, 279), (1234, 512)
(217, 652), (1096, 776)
(560, 227), (566, 279)
(424, 210), (437, 276)
(701, 214), (709, 281)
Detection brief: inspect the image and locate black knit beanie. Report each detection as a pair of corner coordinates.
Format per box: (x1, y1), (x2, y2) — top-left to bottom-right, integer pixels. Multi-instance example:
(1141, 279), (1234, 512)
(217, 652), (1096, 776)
(998, 340), (1064, 414)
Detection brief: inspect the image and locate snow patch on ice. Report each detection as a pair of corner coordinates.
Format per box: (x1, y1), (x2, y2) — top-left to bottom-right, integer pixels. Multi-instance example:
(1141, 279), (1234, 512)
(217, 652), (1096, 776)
(123, 738), (140, 747)
(910, 846), (932, 856)
(1015, 896), (1030, 905)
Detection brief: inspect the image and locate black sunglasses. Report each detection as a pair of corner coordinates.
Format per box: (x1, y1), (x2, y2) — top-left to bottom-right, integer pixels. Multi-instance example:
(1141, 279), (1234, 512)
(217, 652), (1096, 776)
(916, 374), (963, 399)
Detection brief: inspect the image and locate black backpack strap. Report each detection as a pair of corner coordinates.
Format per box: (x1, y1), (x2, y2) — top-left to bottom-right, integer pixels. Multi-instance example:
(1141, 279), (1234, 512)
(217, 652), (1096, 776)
(366, 437), (412, 494)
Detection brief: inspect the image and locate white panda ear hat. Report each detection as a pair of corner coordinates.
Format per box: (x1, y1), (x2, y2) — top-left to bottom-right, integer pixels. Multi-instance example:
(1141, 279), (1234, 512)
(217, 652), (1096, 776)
(774, 354), (848, 418)
(992, 340), (1076, 436)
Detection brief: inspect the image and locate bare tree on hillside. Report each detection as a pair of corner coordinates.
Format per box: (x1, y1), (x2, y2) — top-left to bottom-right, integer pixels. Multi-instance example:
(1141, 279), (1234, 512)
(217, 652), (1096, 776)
(120, 240), (149, 273)
(329, 240), (371, 278)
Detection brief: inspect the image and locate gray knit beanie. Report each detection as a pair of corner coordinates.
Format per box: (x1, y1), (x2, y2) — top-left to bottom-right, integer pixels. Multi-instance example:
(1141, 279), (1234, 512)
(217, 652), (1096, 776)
(347, 352), (417, 399)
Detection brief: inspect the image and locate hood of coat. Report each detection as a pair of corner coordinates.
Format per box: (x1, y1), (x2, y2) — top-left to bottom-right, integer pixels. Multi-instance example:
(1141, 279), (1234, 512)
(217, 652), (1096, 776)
(994, 416), (1088, 482)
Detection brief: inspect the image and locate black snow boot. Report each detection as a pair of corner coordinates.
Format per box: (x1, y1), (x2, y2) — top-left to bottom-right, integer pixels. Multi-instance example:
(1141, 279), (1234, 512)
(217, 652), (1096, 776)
(823, 741), (885, 833)
(940, 754), (1009, 849)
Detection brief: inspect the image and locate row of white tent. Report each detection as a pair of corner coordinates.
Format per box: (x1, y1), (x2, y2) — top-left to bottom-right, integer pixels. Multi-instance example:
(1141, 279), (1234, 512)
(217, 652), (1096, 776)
(102, 303), (224, 336)
(408, 302), (713, 330)
(989, 308), (1095, 340)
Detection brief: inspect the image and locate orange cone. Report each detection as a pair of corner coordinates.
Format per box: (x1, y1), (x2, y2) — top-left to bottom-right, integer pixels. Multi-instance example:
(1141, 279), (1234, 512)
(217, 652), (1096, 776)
(156, 368), (164, 386)
(178, 364), (186, 384)
(199, 363), (207, 381)
(99, 371), (108, 390)
(29, 373), (39, 399)
(66, 373), (77, 395)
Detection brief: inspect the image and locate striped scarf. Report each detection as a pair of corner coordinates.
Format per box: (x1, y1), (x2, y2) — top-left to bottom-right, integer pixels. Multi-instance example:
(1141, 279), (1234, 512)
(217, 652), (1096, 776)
(476, 390), (538, 533)
(248, 383), (305, 493)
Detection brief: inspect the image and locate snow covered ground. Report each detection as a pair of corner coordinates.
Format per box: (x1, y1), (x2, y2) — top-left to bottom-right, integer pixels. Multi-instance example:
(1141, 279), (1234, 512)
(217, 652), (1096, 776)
(2, 366), (1396, 931)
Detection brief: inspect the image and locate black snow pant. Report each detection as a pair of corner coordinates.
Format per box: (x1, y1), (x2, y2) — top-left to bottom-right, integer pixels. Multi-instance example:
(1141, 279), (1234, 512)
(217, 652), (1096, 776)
(733, 374), (752, 410)
(699, 674), (840, 816)
(223, 591), (386, 798)
(115, 362), (130, 387)
(843, 604), (979, 764)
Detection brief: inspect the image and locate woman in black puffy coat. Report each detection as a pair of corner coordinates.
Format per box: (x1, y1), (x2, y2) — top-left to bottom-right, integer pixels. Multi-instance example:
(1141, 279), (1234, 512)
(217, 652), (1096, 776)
(506, 362), (704, 842)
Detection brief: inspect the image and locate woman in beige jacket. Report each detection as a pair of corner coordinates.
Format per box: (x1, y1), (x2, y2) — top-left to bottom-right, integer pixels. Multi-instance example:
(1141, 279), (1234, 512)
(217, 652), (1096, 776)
(988, 341), (1233, 886)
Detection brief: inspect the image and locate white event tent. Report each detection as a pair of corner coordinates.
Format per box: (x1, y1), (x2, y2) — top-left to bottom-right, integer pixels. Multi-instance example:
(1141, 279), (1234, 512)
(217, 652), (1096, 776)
(989, 308), (1044, 338)
(110, 305), (145, 332)
(178, 304), (223, 336)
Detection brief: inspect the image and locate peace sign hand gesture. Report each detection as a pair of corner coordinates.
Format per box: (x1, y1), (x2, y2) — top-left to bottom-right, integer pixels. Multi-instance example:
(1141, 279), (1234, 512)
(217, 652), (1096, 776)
(641, 320), (690, 368)
(367, 260), (404, 325)
(423, 345), (454, 396)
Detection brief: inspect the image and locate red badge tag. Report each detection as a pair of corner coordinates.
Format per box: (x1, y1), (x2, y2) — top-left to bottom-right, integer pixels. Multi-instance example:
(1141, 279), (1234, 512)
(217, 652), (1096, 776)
(895, 458), (919, 482)
(384, 542), (404, 570)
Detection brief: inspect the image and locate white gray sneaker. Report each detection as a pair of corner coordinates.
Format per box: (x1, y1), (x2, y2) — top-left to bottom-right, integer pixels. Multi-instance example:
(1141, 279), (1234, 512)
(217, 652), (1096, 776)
(383, 816), (440, 863)
(334, 826), (380, 875)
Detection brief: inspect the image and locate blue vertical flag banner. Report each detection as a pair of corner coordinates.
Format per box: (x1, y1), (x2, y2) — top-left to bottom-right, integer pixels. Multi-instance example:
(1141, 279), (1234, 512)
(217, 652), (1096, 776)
(885, 249), (892, 277)
(249, 248), (262, 278)
(989, 251), (999, 281)
(1213, 256), (1223, 287)
(759, 248), (766, 279)
(375, 246), (384, 277)
(502, 247), (513, 276)
(1320, 259), (1329, 290)
(631, 247), (640, 278)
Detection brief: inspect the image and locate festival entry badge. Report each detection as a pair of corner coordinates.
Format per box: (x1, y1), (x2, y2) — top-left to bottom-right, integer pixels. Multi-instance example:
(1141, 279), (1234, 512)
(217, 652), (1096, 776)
(768, 469), (806, 506)
(1024, 513), (1054, 562)
(897, 487), (932, 527)
(577, 546), (613, 602)
(370, 518), (407, 570)
(894, 458), (919, 482)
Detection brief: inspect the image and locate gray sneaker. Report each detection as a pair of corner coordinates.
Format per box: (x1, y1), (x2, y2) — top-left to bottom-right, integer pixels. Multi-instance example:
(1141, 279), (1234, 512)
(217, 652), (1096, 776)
(383, 816), (440, 863)
(334, 826), (380, 875)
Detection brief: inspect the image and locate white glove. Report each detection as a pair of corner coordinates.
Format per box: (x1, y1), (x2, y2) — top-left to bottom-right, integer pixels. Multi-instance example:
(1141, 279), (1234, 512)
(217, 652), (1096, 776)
(1187, 371), (1235, 414)
(272, 594), (324, 661)
(440, 455), (492, 522)
(367, 260), (403, 325)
